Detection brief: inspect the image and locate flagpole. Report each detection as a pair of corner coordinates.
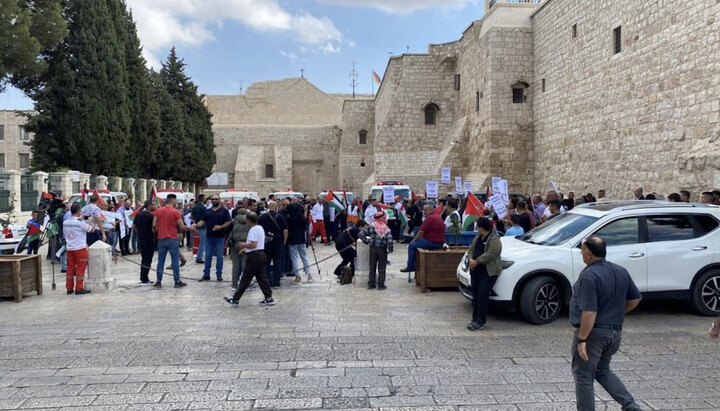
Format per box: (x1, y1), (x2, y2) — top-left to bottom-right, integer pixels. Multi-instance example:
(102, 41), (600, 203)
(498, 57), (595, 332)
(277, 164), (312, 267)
(371, 73), (375, 96)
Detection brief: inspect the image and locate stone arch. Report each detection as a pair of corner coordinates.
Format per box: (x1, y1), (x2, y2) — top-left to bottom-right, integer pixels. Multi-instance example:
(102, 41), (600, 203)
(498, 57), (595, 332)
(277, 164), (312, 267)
(423, 102), (440, 125)
(511, 81), (530, 104)
(359, 129), (368, 145)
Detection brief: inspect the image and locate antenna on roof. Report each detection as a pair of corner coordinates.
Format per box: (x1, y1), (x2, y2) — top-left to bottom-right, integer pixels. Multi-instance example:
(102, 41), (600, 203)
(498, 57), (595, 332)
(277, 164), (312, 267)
(300, 68), (305, 78)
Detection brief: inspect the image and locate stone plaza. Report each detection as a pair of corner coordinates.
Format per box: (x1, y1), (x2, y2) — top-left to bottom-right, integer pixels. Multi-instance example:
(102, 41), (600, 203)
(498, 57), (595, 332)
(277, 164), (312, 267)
(1, 242), (719, 410)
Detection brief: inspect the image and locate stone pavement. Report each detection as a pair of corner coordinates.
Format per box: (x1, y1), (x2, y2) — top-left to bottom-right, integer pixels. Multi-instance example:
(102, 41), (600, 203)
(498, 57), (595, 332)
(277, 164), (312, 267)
(1, 242), (720, 410)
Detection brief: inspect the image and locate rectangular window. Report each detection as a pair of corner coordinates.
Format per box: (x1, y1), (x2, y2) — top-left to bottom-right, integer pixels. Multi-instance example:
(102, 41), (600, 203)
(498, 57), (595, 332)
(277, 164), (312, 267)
(0, 153), (5, 168)
(475, 91), (480, 112)
(572, 24), (577, 39)
(18, 126), (28, 141)
(512, 88), (524, 104)
(541, 78), (546, 92)
(265, 164), (274, 178)
(613, 26), (622, 54)
(454, 74), (461, 91)
(0, 125), (4, 140)
(359, 130), (367, 145)
(19, 153), (29, 169)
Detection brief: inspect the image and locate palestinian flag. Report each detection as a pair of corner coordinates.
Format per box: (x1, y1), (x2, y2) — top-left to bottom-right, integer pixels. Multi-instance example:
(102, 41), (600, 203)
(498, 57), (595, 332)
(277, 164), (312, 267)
(128, 207), (140, 223)
(96, 212), (107, 227)
(151, 186), (160, 207)
(27, 224), (42, 243)
(342, 190), (349, 208)
(92, 188), (105, 204)
(376, 203), (395, 219)
(395, 196), (408, 227)
(462, 191), (485, 231)
(432, 204), (444, 216)
(327, 190), (344, 213)
(45, 222), (59, 238)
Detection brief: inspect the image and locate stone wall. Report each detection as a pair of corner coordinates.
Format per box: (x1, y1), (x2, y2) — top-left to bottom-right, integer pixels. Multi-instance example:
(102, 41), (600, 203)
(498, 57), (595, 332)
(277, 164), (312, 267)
(0, 111), (33, 171)
(339, 99), (375, 193)
(532, 0), (720, 198)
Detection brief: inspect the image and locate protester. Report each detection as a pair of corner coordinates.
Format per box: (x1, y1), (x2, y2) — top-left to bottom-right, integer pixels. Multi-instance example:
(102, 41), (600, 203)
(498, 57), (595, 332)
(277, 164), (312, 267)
(700, 191), (715, 204)
(259, 200), (288, 287)
(400, 204), (445, 273)
(26, 210), (42, 254)
(443, 199), (461, 229)
(515, 201), (534, 231)
(224, 212), (275, 307)
(99, 202), (119, 259)
(358, 211), (393, 290)
(347, 200), (359, 227)
(229, 207), (249, 291)
(667, 192), (681, 202)
(153, 194), (192, 289)
(286, 202), (313, 285)
(504, 215), (524, 237)
(194, 194), (232, 282)
(133, 200), (156, 285)
(679, 190), (691, 202)
(81, 195), (106, 246)
(570, 236), (642, 411)
(532, 194), (545, 222)
(309, 197), (328, 245)
(364, 197), (378, 225)
(191, 194), (207, 263)
(633, 187), (644, 200)
(63, 202), (95, 295)
(334, 220), (367, 277)
(467, 218), (502, 330)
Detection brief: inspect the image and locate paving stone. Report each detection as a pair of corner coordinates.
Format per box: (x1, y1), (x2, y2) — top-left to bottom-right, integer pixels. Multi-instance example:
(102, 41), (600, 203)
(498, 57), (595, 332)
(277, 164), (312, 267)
(323, 397), (369, 408)
(369, 395), (437, 407)
(20, 395), (96, 408)
(91, 393), (164, 405)
(254, 397), (323, 409)
(278, 387), (341, 398)
(186, 400), (254, 410)
(67, 374), (128, 384)
(124, 373), (186, 383)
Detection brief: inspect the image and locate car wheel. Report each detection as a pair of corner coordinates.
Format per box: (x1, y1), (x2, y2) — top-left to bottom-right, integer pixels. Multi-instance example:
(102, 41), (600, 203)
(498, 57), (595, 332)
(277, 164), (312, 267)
(691, 269), (720, 317)
(520, 276), (562, 325)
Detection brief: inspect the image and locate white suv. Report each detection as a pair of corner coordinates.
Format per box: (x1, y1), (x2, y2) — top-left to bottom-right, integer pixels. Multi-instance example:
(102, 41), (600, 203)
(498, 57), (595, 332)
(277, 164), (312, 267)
(457, 201), (720, 324)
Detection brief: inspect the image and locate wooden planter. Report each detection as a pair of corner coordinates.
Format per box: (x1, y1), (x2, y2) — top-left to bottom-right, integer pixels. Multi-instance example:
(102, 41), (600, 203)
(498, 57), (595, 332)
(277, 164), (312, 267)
(0, 255), (43, 302)
(415, 247), (468, 292)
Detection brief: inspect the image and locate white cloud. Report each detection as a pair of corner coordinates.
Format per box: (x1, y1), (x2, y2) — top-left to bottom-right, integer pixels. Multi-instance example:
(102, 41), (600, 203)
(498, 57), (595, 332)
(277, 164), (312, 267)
(280, 50), (298, 62)
(313, 0), (475, 14)
(126, 0), (343, 67)
(348, 39), (357, 48)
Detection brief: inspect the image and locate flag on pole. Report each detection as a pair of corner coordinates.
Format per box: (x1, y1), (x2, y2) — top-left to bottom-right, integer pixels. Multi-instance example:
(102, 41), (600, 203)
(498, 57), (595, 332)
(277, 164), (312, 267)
(342, 190), (349, 208)
(92, 188), (105, 204)
(432, 203), (444, 216)
(26, 224), (42, 243)
(151, 186), (160, 206)
(462, 192), (485, 231)
(79, 185), (88, 207)
(376, 203), (395, 219)
(372, 70), (381, 84)
(128, 207), (140, 224)
(327, 190), (344, 213)
(396, 196), (408, 228)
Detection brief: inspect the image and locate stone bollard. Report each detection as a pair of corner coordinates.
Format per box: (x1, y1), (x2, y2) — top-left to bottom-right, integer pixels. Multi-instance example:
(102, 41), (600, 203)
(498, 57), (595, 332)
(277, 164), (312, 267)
(86, 241), (116, 292)
(354, 241), (370, 287)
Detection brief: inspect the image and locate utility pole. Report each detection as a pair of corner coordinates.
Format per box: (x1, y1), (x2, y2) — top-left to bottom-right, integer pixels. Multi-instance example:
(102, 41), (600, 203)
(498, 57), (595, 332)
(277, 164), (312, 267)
(349, 62), (358, 98)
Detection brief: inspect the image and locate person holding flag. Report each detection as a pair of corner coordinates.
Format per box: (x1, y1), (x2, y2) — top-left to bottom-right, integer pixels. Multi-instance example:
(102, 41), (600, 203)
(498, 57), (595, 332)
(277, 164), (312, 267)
(81, 195), (106, 246)
(462, 192), (485, 231)
(25, 211), (43, 254)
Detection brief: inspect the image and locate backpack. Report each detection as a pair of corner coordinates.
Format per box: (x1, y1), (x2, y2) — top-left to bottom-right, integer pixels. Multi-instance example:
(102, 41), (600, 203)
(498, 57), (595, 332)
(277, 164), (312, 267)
(340, 266), (353, 285)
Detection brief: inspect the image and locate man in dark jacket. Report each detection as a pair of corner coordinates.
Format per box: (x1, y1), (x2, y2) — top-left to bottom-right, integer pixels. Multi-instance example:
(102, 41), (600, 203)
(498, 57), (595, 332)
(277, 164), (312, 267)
(259, 200), (288, 287)
(467, 218), (502, 331)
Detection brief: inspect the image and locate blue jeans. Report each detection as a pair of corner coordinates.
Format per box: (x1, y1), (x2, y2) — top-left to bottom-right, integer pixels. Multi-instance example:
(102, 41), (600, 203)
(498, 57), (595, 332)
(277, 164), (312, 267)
(196, 228), (207, 261)
(406, 238), (443, 270)
(288, 244), (311, 276)
(572, 328), (641, 411)
(156, 238), (180, 283)
(131, 229), (138, 253)
(203, 236), (225, 278)
(104, 230), (118, 257)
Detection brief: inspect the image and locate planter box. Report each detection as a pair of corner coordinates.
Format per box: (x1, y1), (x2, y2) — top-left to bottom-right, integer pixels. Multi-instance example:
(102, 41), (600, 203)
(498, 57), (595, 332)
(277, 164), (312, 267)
(0, 255), (43, 302)
(415, 247), (467, 292)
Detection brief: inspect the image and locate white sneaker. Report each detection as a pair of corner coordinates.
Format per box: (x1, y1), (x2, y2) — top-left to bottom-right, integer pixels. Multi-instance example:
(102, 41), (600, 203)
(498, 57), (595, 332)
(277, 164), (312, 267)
(293, 276), (302, 285)
(307, 275), (313, 283)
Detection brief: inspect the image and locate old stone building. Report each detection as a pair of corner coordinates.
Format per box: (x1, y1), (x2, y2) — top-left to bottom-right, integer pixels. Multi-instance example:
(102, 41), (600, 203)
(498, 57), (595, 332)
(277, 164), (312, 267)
(207, 0), (720, 198)
(0, 111), (33, 172)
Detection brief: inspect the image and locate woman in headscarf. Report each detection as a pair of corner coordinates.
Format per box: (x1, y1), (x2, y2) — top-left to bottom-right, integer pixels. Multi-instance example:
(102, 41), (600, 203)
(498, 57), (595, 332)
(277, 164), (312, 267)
(358, 210), (394, 290)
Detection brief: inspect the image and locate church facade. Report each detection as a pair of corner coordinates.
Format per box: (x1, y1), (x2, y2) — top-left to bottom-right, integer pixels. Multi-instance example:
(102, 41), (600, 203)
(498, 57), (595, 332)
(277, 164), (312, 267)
(206, 0), (720, 199)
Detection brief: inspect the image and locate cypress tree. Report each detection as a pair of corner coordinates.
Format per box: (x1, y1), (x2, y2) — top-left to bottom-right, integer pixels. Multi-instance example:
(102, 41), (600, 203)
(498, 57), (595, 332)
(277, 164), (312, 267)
(149, 69), (184, 180)
(159, 48), (216, 184)
(27, 0), (131, 175)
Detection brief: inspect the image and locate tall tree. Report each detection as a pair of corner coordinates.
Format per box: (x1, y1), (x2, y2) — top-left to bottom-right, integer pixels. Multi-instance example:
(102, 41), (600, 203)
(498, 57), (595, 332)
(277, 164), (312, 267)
(0, 0), (67, 93)
(27, 0), (131, 175)
(149, 69), (184, 180)
(159, 47), (215, 184)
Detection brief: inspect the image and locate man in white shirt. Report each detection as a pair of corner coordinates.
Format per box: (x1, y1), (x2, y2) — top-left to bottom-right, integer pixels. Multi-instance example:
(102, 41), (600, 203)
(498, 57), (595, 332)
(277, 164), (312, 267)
(64, 203), (95, 295)
(224, 212), (274, 306)
(309, 198), (328, 245)
(364, 198), (378, 225)
(443, 199), (461, 229)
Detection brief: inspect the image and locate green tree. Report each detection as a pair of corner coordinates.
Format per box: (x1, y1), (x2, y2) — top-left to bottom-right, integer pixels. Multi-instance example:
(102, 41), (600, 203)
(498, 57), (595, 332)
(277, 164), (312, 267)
(149, 69), (184, 180)
(27, 0), (131, 175)
(0, 0), (67, 93)
(159, 47), (215, 184)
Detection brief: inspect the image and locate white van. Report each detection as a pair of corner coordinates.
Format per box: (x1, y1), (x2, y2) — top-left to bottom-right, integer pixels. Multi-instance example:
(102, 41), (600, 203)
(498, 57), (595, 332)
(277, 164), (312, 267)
(219, 190), (260, 204)
(270, 191), (304, 201)
(156, 190), (195, 205)
(369, 181), (412, 203)
(68, 190), (128, 206)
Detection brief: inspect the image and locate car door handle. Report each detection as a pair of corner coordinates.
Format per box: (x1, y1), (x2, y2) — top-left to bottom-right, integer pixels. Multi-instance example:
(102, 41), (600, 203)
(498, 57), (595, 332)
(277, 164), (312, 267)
(692, 246), (708, 251)
(628, 252), (645, 258)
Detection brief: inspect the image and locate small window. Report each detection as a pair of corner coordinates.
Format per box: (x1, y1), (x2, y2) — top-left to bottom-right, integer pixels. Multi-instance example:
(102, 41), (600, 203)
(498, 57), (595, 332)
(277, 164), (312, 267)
(0, 125), (4, 140)
(613, 26), (622, 54)
(423, 103), (439, 125)
(0, 153), (5, 168)
(265, 164), (274, 178)
(647, 215), (693, 242)
(19, 153), (30, 169)
(512, 88), (524, 104)
(541, 78), (546, 92)
(475, 91), (480, 113)
(694, 215), (720, 236)
(454, 74), (461, 91)
(572, 24), (577, 39)
(359, 130), (367, 145)
(18, 126), (28, 141)
(593, 218), (639, 247)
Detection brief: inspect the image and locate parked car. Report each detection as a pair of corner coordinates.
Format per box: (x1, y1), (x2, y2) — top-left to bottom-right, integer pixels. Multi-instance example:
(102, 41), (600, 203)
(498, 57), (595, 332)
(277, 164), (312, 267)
(0, 218), (28, 254)
(457, 201), (720, 324)
(68, 190), (128, 206)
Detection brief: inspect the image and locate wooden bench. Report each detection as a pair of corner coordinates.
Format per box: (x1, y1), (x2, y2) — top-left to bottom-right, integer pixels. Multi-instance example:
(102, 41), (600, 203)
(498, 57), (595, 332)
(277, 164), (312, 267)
(415, 248), (467, 292)
(0, 255), (43, 302)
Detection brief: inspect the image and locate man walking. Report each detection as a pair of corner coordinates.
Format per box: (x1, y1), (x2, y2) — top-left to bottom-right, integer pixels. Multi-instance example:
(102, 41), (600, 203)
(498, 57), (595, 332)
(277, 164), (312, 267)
(63, 203), (95, 295)
(191, 194), (207, 263)
(153, 194), (192, 289)
(133, 200), (156, 285)
(224, 212), (275, 307)
(194, 194), (231, 282)
(309, 197), (328, 245)
(259, 200), (288, 287)
(571, 236), (643, 411)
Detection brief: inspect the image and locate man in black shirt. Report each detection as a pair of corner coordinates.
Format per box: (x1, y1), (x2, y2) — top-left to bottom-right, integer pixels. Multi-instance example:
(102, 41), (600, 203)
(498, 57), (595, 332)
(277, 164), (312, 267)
(191, 194), (207, 263)
(570, 236), (642, 411)
(259, 200), (288, 287)
(194, 195), (231, 281)
(333, 220), (367, 277)
(132, 200), (156, 285)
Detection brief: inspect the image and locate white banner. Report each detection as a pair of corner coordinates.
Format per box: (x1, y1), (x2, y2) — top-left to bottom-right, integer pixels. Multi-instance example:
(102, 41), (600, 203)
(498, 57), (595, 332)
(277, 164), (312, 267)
(464, 181), (473, 194)
(426, 181), (438, 198)
(491, 176), (502, 196)
(441, 167), (451, 184)
(550, 180), (559, 193)
(455, 176), (463, 195)
(500, 179), (509, 204)
(488, 195), (507, 219)
(382, 186), (394, 203)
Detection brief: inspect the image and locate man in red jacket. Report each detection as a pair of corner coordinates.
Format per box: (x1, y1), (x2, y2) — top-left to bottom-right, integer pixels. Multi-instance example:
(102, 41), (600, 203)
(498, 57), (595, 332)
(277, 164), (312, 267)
(400, 204), (445, 272)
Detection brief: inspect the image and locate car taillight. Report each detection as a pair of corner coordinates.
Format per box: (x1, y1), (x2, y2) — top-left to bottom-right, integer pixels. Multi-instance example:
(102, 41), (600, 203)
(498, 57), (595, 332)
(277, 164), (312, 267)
(2, 227), (12, 239)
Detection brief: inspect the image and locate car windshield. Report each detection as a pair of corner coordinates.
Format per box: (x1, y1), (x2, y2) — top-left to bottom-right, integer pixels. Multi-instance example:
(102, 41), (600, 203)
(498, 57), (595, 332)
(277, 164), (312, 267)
(371, 188), (411, 201)
(520, 212), (598, 246)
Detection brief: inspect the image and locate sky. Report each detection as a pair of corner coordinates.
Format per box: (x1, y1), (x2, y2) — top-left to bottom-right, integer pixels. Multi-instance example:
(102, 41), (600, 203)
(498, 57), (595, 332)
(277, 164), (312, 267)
(0, 0), (487, 110)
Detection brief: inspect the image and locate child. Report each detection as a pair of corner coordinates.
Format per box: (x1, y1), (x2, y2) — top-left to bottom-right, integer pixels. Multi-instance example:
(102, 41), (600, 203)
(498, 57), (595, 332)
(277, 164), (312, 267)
(504, 214), (525, 237)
